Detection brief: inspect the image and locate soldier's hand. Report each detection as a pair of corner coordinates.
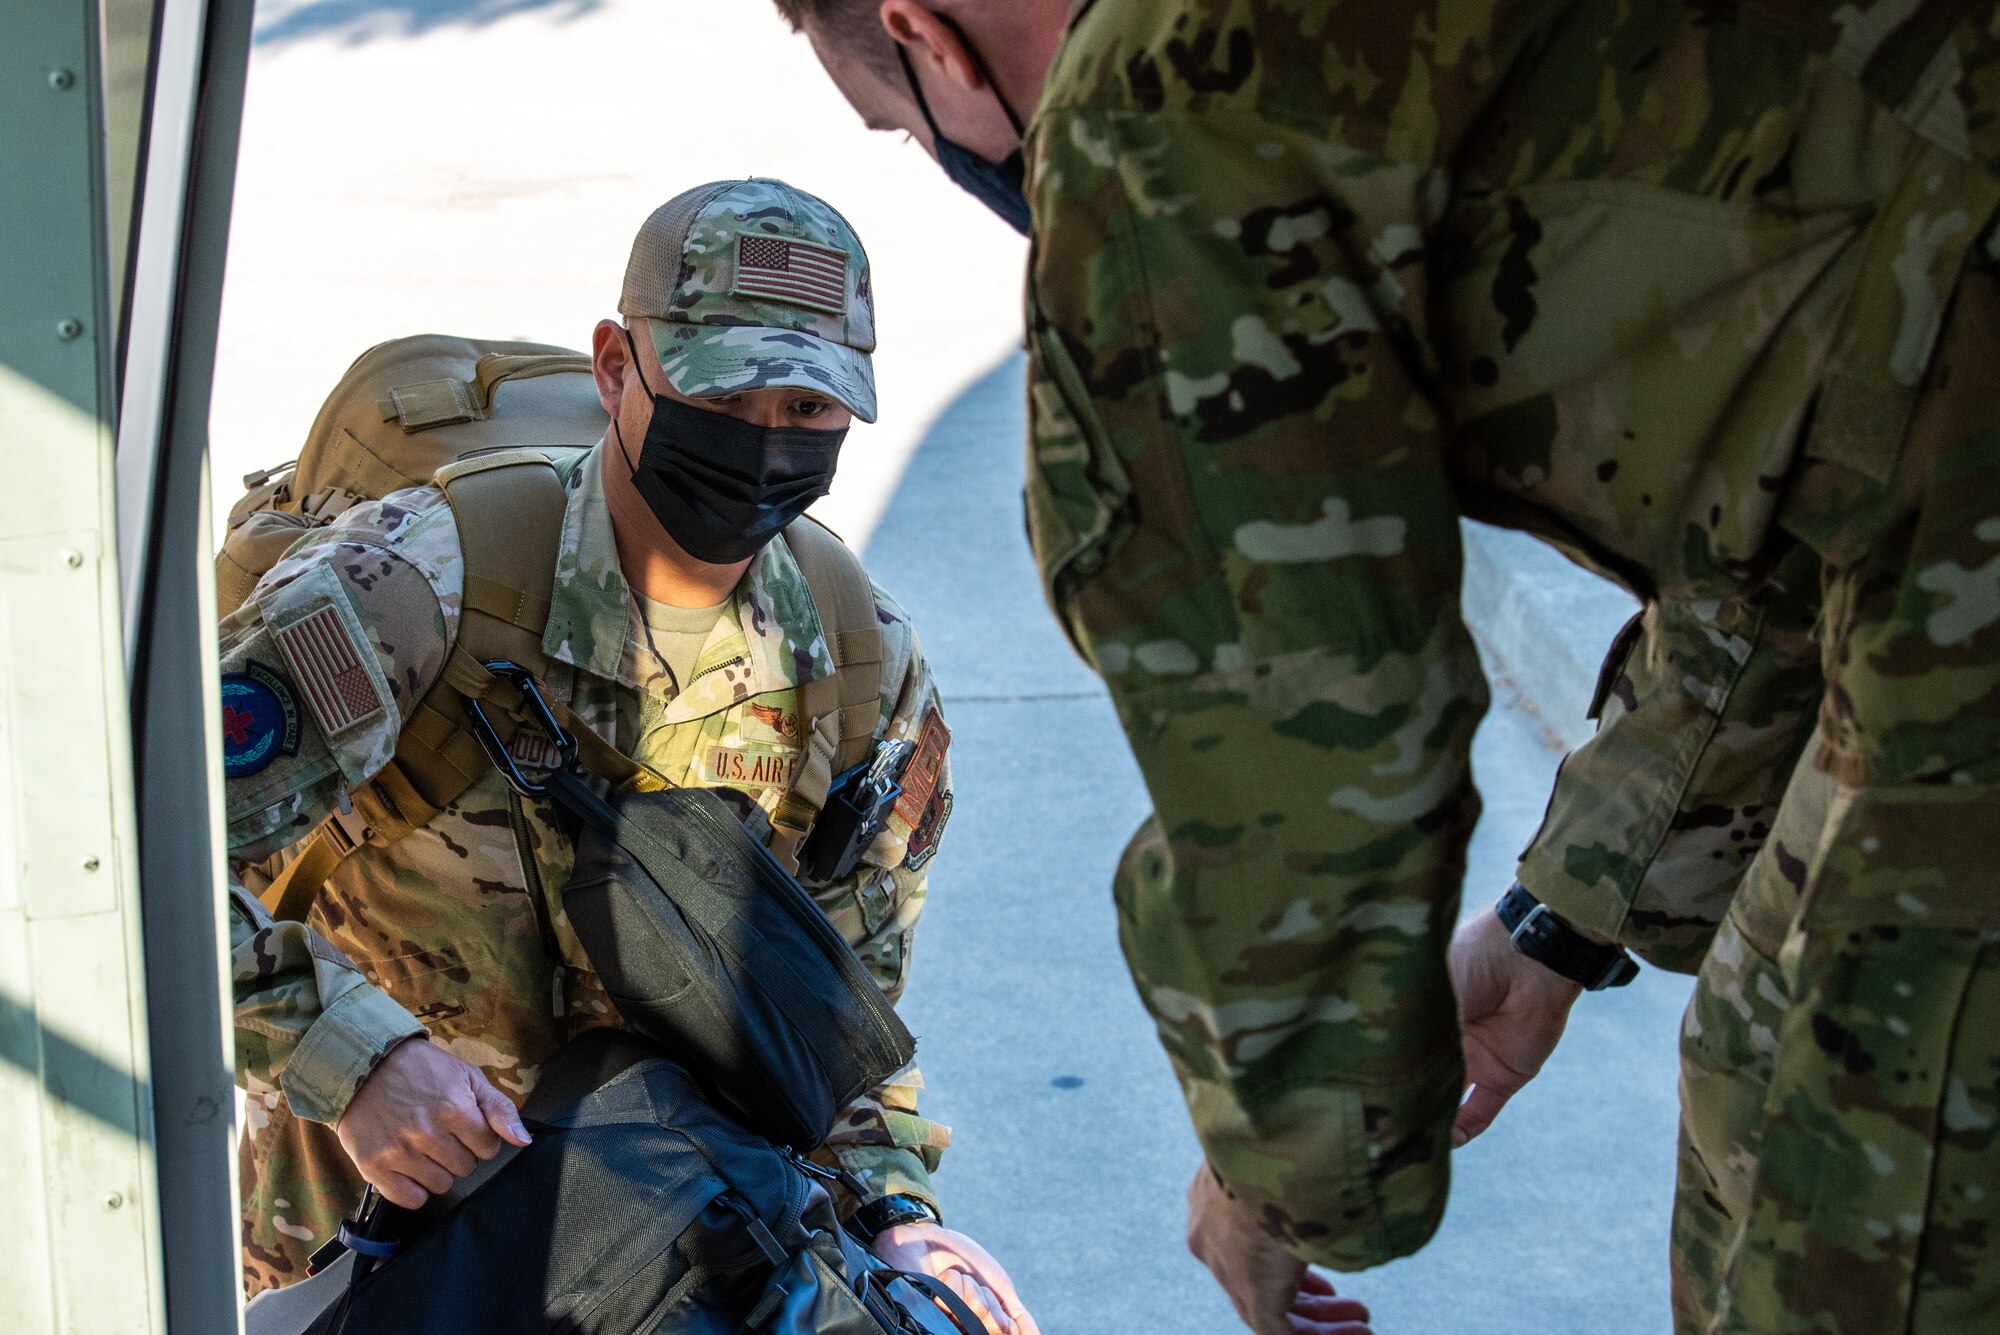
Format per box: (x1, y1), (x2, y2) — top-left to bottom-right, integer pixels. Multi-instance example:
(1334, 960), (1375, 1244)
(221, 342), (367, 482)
(1449, 906), (1583, 1147)
(335, 1036), (532, 1209)
(871, 1221), (1040, 1335)
(1186, 1167), (1373, 1334)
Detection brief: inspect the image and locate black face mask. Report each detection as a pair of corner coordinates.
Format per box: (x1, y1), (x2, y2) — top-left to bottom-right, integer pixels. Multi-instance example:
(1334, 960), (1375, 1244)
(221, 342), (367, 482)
(617, 330), (847, 565)
(897, 21), (1030, 236)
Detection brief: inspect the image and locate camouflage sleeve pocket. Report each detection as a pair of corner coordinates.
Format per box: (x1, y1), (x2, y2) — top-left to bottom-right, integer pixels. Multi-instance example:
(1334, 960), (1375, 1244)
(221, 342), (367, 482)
(219, 600), (345, 854)
(256, 562), (402, 791)
(1725, 782), (2000, 1329)
(1023, 320), (1134, 663)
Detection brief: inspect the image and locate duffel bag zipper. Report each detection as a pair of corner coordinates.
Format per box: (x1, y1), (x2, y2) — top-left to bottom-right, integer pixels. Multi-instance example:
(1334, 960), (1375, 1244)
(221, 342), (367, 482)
(507, 788), (566, 1018)
(717, 1166), (809, 1264)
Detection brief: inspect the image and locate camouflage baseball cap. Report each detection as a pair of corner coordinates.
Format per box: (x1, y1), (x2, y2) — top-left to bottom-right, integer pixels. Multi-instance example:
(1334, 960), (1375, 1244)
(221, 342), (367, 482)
(619, 178), (878, 423)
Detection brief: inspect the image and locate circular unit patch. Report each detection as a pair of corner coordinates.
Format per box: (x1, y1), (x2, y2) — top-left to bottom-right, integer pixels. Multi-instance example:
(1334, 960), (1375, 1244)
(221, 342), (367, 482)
(221, 660), (302, 778)
(904, 789), (952, 872)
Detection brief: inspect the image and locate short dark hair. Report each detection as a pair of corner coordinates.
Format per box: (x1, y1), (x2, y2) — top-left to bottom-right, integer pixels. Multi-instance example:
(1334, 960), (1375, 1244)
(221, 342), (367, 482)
(773, 0), (902, 82)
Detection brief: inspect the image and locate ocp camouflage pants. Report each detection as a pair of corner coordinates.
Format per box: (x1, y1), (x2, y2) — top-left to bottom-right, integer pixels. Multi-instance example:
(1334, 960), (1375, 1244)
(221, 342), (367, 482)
(1676, 771), (2000, 1334)
(1674, 268), (2000, 1333)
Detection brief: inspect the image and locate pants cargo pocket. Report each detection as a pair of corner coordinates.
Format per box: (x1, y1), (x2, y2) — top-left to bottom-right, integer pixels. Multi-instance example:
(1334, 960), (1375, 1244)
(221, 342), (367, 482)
(1716, 783), (2000, 1335)
(1674, 900), (1791, 1334)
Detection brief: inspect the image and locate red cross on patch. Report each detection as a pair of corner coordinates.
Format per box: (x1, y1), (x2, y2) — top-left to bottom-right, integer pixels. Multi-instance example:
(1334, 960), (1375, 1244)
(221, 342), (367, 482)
(223, 704), (254, 746)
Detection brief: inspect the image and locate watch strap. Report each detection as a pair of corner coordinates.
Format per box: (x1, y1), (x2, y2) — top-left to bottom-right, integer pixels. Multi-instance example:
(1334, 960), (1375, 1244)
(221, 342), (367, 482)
(849, 1192), (940, 1243)
(1496, 883), (1639, 991)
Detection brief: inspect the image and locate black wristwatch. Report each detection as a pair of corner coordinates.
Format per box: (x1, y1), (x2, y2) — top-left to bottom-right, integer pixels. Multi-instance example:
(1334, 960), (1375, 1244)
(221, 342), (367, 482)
(849, 1193), (940, 1243)
(1496, 883), (1639, 991)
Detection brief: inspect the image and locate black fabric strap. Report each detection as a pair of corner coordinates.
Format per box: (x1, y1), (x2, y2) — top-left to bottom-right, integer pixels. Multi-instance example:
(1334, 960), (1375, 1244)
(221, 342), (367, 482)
(888, 1270), (991, 1335)
(1497, 882), (1638, 991)
(546, 765), (619, 839)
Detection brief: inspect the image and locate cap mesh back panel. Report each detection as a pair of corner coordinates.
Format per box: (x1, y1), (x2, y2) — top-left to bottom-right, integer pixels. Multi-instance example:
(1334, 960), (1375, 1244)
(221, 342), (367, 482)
(620, 180), (742, 318)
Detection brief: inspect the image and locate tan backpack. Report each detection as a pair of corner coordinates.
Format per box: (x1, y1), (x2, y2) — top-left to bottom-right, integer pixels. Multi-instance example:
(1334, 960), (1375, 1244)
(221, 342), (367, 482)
(221, 334), (884, 918)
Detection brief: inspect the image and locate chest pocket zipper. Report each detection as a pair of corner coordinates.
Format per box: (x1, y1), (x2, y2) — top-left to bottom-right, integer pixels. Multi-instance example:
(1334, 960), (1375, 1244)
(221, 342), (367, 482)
(686, 653), (746, 688)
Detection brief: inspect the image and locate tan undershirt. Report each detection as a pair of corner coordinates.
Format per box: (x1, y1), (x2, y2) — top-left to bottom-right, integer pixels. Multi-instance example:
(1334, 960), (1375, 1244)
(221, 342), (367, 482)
(634, 592), (728, 689)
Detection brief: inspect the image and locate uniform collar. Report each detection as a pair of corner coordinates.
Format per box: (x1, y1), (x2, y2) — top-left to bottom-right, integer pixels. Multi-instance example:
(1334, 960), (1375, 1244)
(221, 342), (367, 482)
(542, 443), (836, 709)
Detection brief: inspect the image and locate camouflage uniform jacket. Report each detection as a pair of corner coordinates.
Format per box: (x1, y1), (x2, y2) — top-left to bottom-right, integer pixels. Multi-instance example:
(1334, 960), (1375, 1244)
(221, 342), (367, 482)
(1026, 0), (2000, 1283)
(226, 444), (952, 1293)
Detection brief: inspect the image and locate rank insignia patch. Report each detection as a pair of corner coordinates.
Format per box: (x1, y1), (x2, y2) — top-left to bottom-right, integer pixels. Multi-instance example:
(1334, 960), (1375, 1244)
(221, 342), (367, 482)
(221, 660), (302, 778)
(892, 708), (950, 826)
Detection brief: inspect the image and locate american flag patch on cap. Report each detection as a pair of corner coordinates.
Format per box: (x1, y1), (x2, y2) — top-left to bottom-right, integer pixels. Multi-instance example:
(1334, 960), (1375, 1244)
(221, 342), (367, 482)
(274, 604), (386, 735)
(734, 235), (849, 315)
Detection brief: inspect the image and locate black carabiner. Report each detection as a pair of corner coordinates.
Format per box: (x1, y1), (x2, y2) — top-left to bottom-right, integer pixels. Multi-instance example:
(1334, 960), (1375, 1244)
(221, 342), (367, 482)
(462, 660), (579, 797)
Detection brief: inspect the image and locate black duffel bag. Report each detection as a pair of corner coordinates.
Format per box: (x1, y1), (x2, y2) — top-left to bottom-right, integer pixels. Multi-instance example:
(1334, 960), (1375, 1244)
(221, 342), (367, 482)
(245, 1030), (984, 1335)
(560, 780), (914, 1150)
(468, 664), (917, 1150)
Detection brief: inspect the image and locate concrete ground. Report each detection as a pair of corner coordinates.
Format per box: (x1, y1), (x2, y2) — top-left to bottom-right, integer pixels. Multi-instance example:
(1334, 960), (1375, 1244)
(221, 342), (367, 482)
(214, 1), (1687, 1330)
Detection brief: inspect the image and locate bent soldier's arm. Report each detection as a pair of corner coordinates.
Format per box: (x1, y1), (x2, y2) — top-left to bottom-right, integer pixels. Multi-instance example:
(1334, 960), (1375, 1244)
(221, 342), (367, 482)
(807, 594), (953, 1212)
(1518, 545), (1823, 973)
(1024, 57), (1497, 1268)
(223, 495), (462, 1124)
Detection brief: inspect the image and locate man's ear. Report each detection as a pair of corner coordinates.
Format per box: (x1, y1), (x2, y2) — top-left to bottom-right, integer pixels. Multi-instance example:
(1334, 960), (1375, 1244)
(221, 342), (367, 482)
(877, 0), (985, 93)
(591, 318), (629, 418)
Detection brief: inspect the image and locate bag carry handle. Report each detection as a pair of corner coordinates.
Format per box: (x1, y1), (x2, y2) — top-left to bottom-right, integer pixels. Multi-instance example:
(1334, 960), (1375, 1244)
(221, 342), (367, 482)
(472, 351), (595, 410)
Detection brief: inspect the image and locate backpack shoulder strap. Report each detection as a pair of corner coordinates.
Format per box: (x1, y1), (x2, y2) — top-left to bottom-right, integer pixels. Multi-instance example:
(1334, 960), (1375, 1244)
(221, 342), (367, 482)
(388, 449), (573, 814)
(767, 516), (885, 868)
(261, 452), (581, 921)
(419, 449), (658, 793)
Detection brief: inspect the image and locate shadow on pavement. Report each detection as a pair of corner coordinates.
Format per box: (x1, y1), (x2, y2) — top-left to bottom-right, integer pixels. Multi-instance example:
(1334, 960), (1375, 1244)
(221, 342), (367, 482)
(857, 349), (1100, 703)
(254, 0), (600, 47)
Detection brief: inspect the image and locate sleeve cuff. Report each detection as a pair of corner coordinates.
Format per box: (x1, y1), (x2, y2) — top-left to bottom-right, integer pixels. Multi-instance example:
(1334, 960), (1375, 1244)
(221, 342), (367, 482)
(1521, 859), (1712, 974)
(278, 983), (426, 1124)
(829, 1145), (941, 1218)
(1196, 1056), (1460, 1272)
(1514, 853), (1631, 943)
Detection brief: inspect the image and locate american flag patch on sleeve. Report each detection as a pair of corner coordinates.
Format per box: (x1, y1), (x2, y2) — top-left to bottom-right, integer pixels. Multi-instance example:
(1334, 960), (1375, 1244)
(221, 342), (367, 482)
(274, 603), (387, 736)
(734, 235), (849, 315)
